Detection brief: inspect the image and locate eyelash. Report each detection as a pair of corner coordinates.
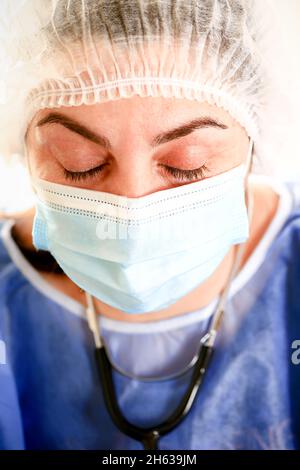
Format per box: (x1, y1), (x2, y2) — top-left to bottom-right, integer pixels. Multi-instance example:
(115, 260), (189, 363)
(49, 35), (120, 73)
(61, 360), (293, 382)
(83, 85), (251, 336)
(63, 164), (106, 182)
(63, 163), (209, 182)
(161, 164), (209, 182)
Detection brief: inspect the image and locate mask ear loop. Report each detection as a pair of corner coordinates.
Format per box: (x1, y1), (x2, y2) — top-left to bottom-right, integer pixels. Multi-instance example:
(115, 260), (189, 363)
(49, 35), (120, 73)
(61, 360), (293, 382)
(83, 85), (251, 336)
(244, 138), (255, 225)
(202, 138), (255, 347)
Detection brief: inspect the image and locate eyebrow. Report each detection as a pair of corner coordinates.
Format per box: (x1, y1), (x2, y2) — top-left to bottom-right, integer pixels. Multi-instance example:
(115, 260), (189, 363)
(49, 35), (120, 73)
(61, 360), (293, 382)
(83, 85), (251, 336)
(36, 112), (228, 149)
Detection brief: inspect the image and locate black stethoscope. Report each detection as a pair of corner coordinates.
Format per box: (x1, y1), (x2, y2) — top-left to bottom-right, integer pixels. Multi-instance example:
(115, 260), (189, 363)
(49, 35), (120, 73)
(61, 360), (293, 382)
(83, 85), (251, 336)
(85, 142), (254, 450)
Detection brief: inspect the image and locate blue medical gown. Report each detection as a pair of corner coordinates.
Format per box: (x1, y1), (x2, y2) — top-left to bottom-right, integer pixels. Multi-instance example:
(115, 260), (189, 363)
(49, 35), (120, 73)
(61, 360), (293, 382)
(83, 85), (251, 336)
(0, 181), (300, 450)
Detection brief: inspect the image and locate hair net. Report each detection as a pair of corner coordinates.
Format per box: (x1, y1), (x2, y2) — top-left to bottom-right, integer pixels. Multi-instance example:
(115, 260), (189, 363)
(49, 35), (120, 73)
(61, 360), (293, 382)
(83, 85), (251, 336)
(0, 0), (296, 174)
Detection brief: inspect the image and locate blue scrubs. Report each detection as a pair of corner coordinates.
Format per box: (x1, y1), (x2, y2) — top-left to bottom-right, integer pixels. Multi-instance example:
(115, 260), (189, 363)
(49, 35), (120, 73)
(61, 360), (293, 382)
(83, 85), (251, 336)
(0, 180), (300, 450)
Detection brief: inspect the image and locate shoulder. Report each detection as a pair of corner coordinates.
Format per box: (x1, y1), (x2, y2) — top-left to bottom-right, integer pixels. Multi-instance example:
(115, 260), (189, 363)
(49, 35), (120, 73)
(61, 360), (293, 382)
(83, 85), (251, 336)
(0, 217), (30, 309)
(265, 179), (300, 283)
(0, 218), (25, 449)
(0, 218), (16, 320)
(282, 180), (300, 448)
(278, 179), (300, 243)
(247, 177), (300, 312)
(0, 218), (14, 272)
(284, 179), (300, 209)
(251, 178), (300, 266)
(250, 175), (300, 251)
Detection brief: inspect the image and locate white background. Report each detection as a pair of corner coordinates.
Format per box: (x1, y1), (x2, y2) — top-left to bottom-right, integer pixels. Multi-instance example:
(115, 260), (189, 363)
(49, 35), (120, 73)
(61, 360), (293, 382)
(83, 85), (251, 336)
(0, 0), (300, 213)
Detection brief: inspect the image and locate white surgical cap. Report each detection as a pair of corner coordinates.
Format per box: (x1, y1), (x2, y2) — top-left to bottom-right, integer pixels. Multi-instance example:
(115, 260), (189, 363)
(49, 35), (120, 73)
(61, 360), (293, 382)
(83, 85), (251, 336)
(0, 0), (295, 173)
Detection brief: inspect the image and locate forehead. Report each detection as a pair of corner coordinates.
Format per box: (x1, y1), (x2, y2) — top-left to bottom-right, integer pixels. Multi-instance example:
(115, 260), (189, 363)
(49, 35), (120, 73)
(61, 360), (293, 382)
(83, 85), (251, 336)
(30, 96), (239, 132)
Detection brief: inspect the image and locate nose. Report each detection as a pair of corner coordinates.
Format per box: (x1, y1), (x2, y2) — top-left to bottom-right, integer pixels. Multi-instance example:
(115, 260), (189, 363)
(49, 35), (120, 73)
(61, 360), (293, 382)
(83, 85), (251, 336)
(116, 170), (154, 198)
(103, 153), (158, 198)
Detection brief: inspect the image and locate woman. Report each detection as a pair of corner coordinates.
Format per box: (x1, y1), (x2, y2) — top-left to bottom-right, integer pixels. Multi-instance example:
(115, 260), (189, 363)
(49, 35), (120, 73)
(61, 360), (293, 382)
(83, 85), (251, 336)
(0, 0), (299, 450)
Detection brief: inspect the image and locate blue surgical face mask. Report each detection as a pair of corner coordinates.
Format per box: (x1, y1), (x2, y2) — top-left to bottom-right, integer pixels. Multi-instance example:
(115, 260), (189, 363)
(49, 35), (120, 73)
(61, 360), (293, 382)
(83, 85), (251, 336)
(31, 139), (253, 314)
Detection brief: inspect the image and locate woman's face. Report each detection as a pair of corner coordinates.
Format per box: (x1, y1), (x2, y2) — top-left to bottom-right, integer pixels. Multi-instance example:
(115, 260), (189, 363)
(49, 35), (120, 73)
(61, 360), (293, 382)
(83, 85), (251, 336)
(25, 96), (249, 197)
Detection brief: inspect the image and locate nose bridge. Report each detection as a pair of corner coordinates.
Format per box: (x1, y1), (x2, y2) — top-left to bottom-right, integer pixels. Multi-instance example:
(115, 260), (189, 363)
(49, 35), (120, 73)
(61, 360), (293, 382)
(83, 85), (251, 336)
(118, 164), (153, 198)
(113, 140), (154, 198)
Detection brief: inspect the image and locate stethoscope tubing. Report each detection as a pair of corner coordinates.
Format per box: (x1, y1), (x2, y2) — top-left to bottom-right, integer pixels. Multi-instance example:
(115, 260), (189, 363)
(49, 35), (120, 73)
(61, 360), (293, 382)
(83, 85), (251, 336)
(94, 340), (214, 450)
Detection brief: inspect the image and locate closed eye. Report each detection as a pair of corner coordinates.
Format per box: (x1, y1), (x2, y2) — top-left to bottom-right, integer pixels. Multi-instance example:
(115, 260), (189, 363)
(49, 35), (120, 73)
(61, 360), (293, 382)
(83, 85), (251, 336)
(160, 164), (210, 182)
(63, 162), (210, 183)
(63, 164), (107, 181)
